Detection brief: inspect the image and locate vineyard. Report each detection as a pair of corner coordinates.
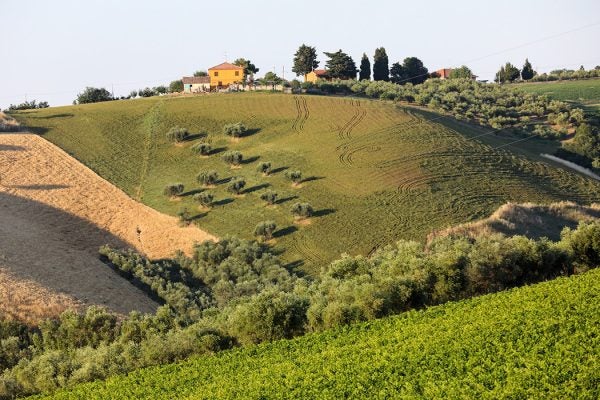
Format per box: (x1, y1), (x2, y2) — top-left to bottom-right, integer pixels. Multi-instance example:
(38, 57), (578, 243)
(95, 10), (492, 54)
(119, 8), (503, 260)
(39, 268), (600, 399)
(15, 93), (600, 273)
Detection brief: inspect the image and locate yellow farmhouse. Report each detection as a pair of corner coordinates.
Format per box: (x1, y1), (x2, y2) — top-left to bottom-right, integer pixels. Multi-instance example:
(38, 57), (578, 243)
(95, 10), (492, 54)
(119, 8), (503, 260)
(208, 62), (244, 89)
(304, 69), (330, 83)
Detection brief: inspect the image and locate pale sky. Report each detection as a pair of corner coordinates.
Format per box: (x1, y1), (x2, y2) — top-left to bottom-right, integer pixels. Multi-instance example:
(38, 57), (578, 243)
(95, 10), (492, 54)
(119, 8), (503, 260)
(1, 0), (599, 108)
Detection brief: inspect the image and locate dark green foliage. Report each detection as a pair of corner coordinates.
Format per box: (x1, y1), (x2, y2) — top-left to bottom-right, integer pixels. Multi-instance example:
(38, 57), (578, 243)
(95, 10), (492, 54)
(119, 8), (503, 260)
(256, 162), (272, 175)
(223, 122), (247, 138)
(260, 190), (278, 205)
(191, 142), (211, 156)
(254, 221), (277, 240)
(323, 50), (358, 80)
(233, 59), (259, 81)
(561, 222), (600, 272)
(399, 57), (429, 85)
(193, 71), (208, 77)
(163, 183), (184, 197)
(196, 170), (218, 186)
(166, 127), (189, 143)
(496, 62), (520, 83)
(521, 58), (536, 80)
(389, 62), (406, 84)
(176, 208), (192, 226)
(292, 44), (319, 77)
(564, 123), (599, 161)
(169, 80), (184, 93)
(75, 87), (112, 104)
(285, 170), (302, 184)
(291, 202), (313, 218)
(449, 65), (474, 79)
(221, 151), (243, 166)
(7, 100), (49, 111)
(372, 47), (389, 81)
(227, 178), (246, 195)
(359, 53), (371, 81)
(193, 192), (214, 207)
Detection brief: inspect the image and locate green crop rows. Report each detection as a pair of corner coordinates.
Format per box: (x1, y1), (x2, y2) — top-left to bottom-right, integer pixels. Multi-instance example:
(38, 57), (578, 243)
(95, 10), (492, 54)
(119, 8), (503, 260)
(39, 268), (600, 399)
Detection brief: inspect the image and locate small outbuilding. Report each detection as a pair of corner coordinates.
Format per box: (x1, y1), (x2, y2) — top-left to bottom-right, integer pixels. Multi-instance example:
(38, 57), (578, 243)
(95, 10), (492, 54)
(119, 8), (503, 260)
(182, 76), (211, 93)
(304, 69), (331, 83)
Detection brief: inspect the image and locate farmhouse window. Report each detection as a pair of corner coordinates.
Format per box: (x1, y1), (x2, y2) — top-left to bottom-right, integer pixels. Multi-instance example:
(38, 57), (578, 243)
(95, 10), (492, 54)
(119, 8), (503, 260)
(235, 71), (239, 76)
(214, 71), (219, 77)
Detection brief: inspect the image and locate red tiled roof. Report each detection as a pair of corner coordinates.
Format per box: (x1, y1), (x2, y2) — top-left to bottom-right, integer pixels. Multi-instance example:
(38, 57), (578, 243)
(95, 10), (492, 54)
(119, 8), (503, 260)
(436, 68), (452, 78)
(208, 62), (244, 71)
(182, 76), (210, 84)
(313, 69), (328, 76)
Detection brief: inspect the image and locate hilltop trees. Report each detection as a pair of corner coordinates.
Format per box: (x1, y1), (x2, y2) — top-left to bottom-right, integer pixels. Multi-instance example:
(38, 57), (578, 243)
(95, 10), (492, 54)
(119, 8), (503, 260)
(233, 58), (259, 82)
(373, 47), (389, 81)
(324, 50), (358, 80)
(169, 79), (184, 93)
(359, 53), (371, 81)
(193, 71), (208, 77)
(293, 44), (319, 77)
(521, 58), (536, 81)
(449, 65), (474, 79)
(75, 87), (112, 104)
(496, 62), (520, 83)
(389, 57), (428, 85)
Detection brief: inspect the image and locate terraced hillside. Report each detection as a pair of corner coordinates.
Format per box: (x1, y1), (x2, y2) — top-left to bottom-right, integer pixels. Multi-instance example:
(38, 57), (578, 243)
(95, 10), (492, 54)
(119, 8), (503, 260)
(40, 268), (600, 400)
(15, 93), (600, 273)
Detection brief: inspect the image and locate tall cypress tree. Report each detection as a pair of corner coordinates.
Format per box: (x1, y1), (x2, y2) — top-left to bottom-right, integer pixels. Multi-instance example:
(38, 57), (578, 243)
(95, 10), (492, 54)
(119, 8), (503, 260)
(373, 47), (389, 81)
(323, 50), (358, 80)
(359, 53), (371, 81)
(521, 58), (535, 80)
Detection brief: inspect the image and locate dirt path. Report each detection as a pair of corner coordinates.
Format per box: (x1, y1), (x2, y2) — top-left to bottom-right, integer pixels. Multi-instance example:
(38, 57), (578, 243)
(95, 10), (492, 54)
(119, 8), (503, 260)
(0, 132), (217, 322)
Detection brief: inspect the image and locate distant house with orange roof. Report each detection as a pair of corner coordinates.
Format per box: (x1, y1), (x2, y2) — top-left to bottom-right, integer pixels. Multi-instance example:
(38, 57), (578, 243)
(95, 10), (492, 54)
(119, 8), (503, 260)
(436, 68), (453, 79)
(208, 62), (244, 89)
(304, 69), (331, 83)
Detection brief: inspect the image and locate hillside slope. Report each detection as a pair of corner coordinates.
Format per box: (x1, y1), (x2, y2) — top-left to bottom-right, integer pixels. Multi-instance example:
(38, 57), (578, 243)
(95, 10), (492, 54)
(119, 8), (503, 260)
(14, 93), (600, 273)
(0, 132), (215, 320)
(40, 268), (600, 399)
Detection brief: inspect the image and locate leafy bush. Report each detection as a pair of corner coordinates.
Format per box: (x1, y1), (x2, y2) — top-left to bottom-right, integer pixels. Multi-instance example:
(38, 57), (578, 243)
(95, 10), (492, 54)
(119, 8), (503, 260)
(163, 183), (184, 197)
(260, 190), (278, 205)
(285, 170), (302, 184)
(227, 178), (246, 195)
(291, 202), (313, 218)
(196, 170), (218, 186)
(193, 192), (214, 207)
(166, 127), (189, 143)
(256, 162), (272, 175)
(223, 122), (247, 138)
(191, 142), (211, 156)
(176, 208), (192, 226)
(254, 221), (277, 240)
(222, 151), (243, 166)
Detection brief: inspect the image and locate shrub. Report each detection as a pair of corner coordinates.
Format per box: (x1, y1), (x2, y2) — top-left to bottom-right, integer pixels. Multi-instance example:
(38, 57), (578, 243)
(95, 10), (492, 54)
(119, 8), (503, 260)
(254, 221), (277, 240)
(176, 208), (191, 226)
(196, 170), (218, 186)
(260, 190), (278, 205)
(227, 178), (246, 195)
(291, 202), (313, 218)
(163, 183), (184, 197)
(193, 192), (214, 207)
(223, 122), (247, 138)
(222, 151), (243, 166)
(166, 127), (189, 143)
(191, 142), (211, 156)
(285, 170), (302, 184)
(256, 162), (272, 175)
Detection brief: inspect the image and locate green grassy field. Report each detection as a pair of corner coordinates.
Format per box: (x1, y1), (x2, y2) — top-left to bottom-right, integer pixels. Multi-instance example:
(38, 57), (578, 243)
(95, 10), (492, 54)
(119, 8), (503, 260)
(514, 78), (600, 118)
(37, 268), (600, 399)
(14, 93), (600, 273)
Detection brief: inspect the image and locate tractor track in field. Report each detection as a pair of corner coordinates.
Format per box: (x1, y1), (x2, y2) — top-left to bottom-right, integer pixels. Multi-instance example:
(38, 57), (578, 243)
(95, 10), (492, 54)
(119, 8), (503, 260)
(337, 100), (366, 140)
(135, 100), (163, 201)
(292, 96), (310, 133)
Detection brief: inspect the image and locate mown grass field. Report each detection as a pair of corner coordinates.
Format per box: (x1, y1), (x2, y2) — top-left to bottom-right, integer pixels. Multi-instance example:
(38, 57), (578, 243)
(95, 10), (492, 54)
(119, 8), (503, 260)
(15, 93), (600, 273)
(37, 268), (600, 399)
(514, 78), (600, 118)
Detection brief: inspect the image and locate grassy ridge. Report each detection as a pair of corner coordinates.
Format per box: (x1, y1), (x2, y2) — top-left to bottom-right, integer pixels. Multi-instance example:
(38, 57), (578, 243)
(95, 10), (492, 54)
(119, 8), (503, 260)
(39, 269), (600, 399)
(514, 78), (600, 103)
(15, 93), (600, 273)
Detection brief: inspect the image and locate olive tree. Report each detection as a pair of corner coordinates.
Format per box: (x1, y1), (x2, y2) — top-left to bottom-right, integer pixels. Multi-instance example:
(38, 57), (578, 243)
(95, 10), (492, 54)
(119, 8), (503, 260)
(285, 170), (302, 185)
(222, 151), (243, 166)
(228, 178), (246, 195)
(254, 220), (277, 240)
(193, 192), (214, 207)
(256, 162), (272, 176)
(192, 142), (212, 156)
(166, 127), (189, 143)
(164, 183), (184, 197)
(260, 190), (278, 205)
(196, 170), (219, 186)
(291, 202), (313, 218)
(223, 122), (247, 138)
